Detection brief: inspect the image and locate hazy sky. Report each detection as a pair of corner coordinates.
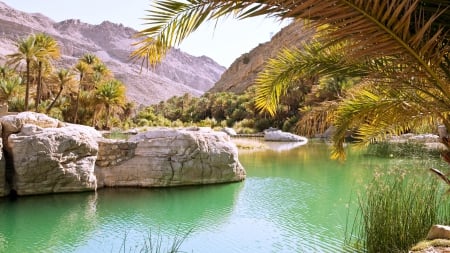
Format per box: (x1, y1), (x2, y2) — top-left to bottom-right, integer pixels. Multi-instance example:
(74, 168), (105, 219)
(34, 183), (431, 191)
(2, 0), (290, 67)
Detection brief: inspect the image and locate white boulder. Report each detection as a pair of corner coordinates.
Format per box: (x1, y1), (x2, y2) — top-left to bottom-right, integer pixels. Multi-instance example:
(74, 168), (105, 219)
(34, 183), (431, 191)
(264, 129), (308, 142)
(95, 127), (246, 187)
(6, 121), (99, 195)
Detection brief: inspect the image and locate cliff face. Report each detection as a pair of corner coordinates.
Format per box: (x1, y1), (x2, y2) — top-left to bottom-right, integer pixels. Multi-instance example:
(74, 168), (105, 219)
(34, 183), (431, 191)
(209, 21), (315, 93)
(0, 2), (226, 106)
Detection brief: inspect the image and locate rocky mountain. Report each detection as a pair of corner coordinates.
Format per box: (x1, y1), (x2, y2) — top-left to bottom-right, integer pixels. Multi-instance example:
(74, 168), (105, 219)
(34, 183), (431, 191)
(0, 1), (226, 106)
(210, 21), (315, 93)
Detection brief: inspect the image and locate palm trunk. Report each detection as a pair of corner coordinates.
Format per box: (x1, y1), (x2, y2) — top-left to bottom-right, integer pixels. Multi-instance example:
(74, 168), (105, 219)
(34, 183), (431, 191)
(46, 84), (63, 114)
(24, 59), (30, 111)
(35, 61), (42, 111)
(105, 105), (110, 129)
(74, 73), (83, 124)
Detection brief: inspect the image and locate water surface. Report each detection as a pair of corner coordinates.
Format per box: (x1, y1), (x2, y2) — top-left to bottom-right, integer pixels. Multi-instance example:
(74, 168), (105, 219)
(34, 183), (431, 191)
(0, 141), (441, 252)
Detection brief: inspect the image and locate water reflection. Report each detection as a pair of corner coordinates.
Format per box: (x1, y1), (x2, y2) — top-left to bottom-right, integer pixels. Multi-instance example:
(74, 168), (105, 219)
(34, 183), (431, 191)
(0, 142), (443, 253)
(0, 192), (98, 252)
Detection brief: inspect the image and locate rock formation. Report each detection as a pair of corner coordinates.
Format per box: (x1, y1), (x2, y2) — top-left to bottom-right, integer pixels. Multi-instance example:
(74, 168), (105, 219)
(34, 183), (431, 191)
(264, 129), (308, 142)
(95, 127), (246, 187)
(0, 2), (226, 106)
(1, 112), (100, 195)
(0, 124), (5, 197)
(209, 20), (316, 93)
(0, 112), (246, 196)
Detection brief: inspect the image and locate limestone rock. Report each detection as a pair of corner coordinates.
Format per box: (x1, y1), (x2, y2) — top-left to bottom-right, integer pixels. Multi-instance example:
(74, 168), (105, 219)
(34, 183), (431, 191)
(427, 225), (450, 240)
(0, 123), (6, 197)
(210, 20), (315, 93)
(264, 130), (308, 142)
(1, 112), (61, 140)
(95, 127), (246, 187)
(222, 127), (237, 136)
(7, 123), (99, 195)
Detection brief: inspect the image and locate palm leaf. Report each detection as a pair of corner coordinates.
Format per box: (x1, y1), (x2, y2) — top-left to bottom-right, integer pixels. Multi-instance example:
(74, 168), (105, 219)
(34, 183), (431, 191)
(331, 84), (445, 159)
(254, 40), (369, 115)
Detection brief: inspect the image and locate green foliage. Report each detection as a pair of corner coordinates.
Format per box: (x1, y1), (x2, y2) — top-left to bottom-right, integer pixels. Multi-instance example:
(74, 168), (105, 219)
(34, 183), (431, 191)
(346, 169), (450, 253)
(366, 141), (441, 159)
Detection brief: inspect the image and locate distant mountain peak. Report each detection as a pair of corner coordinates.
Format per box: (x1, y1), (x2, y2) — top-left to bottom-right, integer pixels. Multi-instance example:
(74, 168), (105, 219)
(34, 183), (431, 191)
(0, 1), (226, 106)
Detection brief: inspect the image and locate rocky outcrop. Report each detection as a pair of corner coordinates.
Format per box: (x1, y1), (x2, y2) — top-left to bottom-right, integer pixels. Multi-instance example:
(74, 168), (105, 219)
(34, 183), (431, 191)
(0, 2), (226, 106)
(0, 113), (246, 196)
(264, 129), (308, 142)
(210, 20), (316, 93)
(95, 127), (246, 187)
(0, 123), (5, 197)
(2, 113), (100, 195)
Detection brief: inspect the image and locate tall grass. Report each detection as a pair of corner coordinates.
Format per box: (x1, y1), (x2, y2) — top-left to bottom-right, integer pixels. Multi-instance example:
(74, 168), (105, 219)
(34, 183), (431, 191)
(366, 141), (441, 159)
(118, 229), (192, 253)
(346, 169), (450, 253)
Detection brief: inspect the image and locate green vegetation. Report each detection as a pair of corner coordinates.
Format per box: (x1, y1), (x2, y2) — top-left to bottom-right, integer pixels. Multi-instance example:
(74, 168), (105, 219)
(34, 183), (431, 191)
(2, 34), (132, 130)
(133, 88), (312, 133)
(366, 141), (442, 159)
(346, 170), (450, 253)
(119, 230), (191, 253)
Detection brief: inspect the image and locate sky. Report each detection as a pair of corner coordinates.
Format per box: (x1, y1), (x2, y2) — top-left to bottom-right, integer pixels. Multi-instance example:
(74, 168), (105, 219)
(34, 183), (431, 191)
(2, 0), (290, 67)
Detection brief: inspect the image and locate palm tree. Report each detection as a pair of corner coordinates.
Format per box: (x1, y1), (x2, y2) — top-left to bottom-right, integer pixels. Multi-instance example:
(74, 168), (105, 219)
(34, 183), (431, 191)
(0, 76), (23, 103)
(46, 68), (75, 114)
(34, 33), (60, 110)
(73, 53), (102, 123)
(94, 79), (126, 129)
(133, 0), (449, 154)
(7, 35), (39, 111)
(92, 62), (112, 85)
(73, 61), (89, 123)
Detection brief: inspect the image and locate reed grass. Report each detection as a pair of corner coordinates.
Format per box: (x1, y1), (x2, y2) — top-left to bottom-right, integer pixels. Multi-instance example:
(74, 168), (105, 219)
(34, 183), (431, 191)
(366, 141), (441, 159)
(346, 169), (450, 253)
(118, 229), (191, 253)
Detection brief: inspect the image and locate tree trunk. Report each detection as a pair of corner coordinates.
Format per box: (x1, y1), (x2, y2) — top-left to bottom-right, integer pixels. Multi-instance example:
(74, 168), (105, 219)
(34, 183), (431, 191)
(24, 59), (30, 111)
(74, 73), (83, 124)
(46, 84), (63, 114)
(105, 105), (110, 129)
(35, 61), (42, 111)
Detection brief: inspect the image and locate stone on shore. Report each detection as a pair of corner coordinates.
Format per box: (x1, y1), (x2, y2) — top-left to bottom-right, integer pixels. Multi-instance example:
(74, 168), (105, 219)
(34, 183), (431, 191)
(95, 127), (246, 187)
(264, 129), (308, 142)
(427, 225), (450, 240)
(6, 121), (99, 195)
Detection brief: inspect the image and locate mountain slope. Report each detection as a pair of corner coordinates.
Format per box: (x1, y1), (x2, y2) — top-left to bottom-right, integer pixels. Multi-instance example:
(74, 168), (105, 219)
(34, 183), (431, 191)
(0, 1), (226, 106)
(209, 21), (315, 93)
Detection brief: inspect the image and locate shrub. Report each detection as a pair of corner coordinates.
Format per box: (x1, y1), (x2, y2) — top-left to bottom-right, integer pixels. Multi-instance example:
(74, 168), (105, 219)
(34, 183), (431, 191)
(346, 168), (450, 253)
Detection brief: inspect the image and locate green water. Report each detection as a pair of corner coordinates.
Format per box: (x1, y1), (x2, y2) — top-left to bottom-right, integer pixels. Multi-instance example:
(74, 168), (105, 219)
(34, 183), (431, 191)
(0, 142), (442, 253)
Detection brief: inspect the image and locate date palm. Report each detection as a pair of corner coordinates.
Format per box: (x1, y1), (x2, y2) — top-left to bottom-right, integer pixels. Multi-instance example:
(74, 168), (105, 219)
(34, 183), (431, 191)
(94, 79), (126, 129)
(7, 35), (39, 111)
(34, 33), (60, 110)
(133, 0), (450, 189)
(46, 68), (75, 114)
(0, 76), (23, 103)
(73, 53), (103, 123)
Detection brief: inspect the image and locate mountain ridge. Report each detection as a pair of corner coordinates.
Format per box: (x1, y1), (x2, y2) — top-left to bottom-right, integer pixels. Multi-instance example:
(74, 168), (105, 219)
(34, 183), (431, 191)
(0, 1), (226, 106)
(210, 20), (315, 93)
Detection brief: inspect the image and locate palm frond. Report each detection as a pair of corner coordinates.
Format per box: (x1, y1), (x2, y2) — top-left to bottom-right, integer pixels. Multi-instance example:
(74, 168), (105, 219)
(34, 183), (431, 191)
(295, 101), (339, 137)
(135, 0), (449, 76)
(132, 0), (267, 66)
(254, 41), (368, 115)
(331, 85), (445, 159)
